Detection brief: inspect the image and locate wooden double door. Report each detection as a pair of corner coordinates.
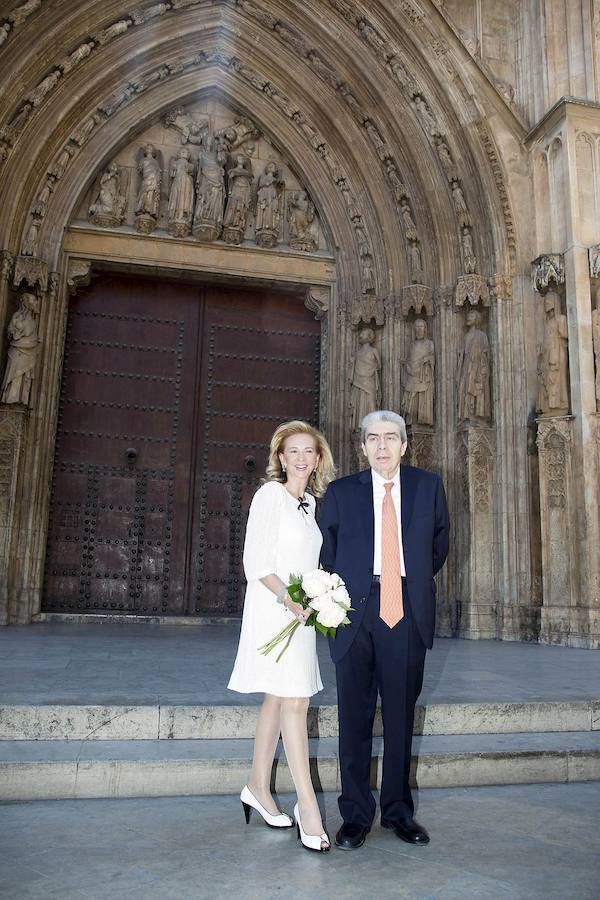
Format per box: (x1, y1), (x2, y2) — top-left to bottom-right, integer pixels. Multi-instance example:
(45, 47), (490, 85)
(42, 274), (321, 616)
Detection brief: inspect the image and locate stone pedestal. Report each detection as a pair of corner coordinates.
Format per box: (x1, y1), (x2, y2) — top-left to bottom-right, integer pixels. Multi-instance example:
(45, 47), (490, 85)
(455, 426), (497, 640)
(406, 426), (435, 472)
(0, 406), (28, 625)
(536, 417), (580, 645)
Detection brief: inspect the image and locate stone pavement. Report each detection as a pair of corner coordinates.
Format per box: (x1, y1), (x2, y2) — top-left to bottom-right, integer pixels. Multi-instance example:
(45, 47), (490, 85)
(2, 622), (600, 706)
(2, 783), (599, 900)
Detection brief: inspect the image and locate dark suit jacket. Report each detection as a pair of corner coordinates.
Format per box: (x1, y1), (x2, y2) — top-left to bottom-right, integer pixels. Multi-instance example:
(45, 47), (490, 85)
(319, 464), (450, 662)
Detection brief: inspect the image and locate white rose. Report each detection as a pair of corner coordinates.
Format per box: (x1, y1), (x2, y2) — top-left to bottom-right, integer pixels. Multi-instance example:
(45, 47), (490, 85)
(308, 591), (334, 612)
(316, 601), (346, 629)
(331, 585), (351, 607)
(301, 570), (330, 599)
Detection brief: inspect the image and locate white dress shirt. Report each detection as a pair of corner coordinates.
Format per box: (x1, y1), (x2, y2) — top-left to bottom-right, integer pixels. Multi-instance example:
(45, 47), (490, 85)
(371, 467), (406, 577)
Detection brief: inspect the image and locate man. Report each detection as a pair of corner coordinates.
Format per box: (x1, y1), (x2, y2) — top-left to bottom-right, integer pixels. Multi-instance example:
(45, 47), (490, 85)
(319, 410), (449, 850)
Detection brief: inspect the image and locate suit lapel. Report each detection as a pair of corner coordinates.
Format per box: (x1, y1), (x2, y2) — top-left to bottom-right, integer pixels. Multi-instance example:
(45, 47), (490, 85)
(400, 465), (416, 544)
(358, 469), (375, 556)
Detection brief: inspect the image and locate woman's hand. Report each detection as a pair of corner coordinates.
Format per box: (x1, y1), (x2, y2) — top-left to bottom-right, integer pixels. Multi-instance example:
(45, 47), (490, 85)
(284, 595), (309, 625)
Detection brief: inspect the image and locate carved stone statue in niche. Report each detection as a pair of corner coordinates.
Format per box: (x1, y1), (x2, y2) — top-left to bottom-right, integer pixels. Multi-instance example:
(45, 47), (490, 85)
(88, 163), (126, 228)
(400, 202), (417, 242)
(402, 318), (435, 426)
(193, 140), (226, 242)
(458, 308), (491, 423)
(135, 144), (162, 234)
(349, 326), (381, 432)
(409, 241), (423, 279)
(1, 292), (41, 406)
(255, 161), (284, 248)
(167, 147), (195, 238)
(288, 191), (317, 252)
(537, 292), (569, 416)
(461, 226), (477, 274)
(222, 154), (254, 245)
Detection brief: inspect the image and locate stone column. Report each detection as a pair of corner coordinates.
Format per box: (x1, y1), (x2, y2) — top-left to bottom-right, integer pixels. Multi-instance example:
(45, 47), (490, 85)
(434, 284), (456, 637)
(532, 251), (600, 647)
(0, 408), (27, 625)
(536, 416), (578, 643)
(454, 275), (498, 639)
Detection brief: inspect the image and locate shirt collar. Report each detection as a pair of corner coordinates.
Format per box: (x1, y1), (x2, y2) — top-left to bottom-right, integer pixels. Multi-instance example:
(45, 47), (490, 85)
(371, 467), (400, 490)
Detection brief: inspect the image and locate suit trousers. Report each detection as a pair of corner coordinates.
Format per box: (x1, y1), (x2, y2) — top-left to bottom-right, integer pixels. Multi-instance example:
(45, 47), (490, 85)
(335, 579), (426, 827)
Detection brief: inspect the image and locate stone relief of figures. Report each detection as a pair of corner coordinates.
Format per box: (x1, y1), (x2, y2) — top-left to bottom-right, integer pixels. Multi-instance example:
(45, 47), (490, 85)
(458, 308), (491, 424)
(402, 318), (435, 427)
(135, 144), (162, 235)
(537, 292), (569, 416)
(1, 292), (41, 407)
(193, 139), (226, 241)
(88, 163), (127, 228)
(167, 147), (195, 238)
(255, 161), (284, 248)
(78, 106), (325, 252)
(222, 154), (254, 245)
(349, 326), (381, 432)
(288, 191), (317, 252)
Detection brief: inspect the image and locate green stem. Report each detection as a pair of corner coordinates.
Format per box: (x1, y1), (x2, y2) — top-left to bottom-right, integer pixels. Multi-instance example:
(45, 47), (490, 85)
(275, 622), (299, 662)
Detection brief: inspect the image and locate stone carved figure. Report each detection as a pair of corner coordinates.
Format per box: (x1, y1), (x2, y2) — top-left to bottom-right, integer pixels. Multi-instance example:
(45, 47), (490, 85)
(222, 154), (254, 245)
(401, 202), (417, 241)
(409, 241), (423, 278)
(402, 318), (435, 426)
(462, 227), (477, 274)
(135, 144), (162, 234)
(193, 141), (226, 241)
(255, 161), (284, 248)
(451, 180), (471, 227)
(413, 96), (438, 135)
(1, 293), (41, 406)
(349, 327), (381, 431)
(288, 190), (317, 252)
(537, 292), (569, 416)
(458, 308), (491, 423)
(89, 164), (126, 228)
(167, 147), (195, 238)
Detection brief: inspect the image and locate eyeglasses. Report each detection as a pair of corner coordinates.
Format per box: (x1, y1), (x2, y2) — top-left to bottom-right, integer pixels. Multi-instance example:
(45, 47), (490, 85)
(364, 433), (401, 445)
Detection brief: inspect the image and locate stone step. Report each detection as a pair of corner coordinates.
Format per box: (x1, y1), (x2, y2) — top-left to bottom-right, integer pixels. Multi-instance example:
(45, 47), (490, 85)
(1, 731), (599, 802)
(1, 700), (597, 741)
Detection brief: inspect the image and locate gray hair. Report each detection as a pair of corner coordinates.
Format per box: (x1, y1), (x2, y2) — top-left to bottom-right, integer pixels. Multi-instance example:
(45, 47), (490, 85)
(360, 410), (407, 444)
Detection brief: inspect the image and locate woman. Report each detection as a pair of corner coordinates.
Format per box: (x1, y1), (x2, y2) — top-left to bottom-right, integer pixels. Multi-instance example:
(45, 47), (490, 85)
(228, 421), (335, 852)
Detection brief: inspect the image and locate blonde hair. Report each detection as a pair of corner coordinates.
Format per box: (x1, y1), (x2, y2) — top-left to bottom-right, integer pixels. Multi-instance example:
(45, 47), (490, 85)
(265, 420), (335, 498)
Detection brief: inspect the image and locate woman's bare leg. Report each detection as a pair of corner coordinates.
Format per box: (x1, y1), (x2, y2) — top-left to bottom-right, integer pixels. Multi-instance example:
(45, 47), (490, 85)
(280, 696), (325, 839)
(246, 692), (283, 814)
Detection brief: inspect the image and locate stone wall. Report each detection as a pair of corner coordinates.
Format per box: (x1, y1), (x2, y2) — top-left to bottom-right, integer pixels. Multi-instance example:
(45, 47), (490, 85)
(0, 0), (597, 646)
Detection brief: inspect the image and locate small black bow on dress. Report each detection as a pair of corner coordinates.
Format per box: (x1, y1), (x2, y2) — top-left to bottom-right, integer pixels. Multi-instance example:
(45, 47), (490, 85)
(297, 496), (309, 515)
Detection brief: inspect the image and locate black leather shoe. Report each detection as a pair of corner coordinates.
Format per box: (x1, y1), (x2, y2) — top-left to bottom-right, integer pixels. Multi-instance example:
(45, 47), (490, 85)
(334, 822), (370, 850)
(381, 817), (430, 844)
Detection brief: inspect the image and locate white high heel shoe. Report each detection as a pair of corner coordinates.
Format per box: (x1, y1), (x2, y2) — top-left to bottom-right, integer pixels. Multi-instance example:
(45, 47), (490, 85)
(240, 785), (294, 828)
(294, 803), (330, 852)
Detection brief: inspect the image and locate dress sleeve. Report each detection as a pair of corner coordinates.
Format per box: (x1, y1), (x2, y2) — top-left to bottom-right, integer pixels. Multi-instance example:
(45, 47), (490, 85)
(242, 482), (284, 581)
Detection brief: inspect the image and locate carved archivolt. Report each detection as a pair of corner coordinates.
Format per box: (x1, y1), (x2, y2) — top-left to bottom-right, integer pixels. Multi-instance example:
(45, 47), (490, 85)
(0, 0), (511, 286)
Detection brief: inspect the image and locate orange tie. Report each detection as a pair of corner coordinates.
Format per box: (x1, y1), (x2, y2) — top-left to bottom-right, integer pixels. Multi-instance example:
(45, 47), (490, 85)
(380, 482), (404, 628)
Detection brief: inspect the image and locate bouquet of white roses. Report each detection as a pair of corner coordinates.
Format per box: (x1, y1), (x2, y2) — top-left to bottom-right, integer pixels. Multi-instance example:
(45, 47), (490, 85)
(258, 569), (353, 662)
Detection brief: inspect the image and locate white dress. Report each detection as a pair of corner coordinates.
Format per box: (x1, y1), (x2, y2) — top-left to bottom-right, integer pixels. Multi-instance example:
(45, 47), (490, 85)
(228, 481), (324, 697)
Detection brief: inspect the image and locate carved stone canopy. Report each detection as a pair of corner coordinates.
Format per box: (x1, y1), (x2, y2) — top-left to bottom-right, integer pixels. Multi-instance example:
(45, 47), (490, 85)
(454, 273), (490, 307)
(589, 244), (600, 280)
(351, 295), (385, 327)
(401, 283), (433, 318)
(532, 254), (565, 294)
(12, 255), (48, 293)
